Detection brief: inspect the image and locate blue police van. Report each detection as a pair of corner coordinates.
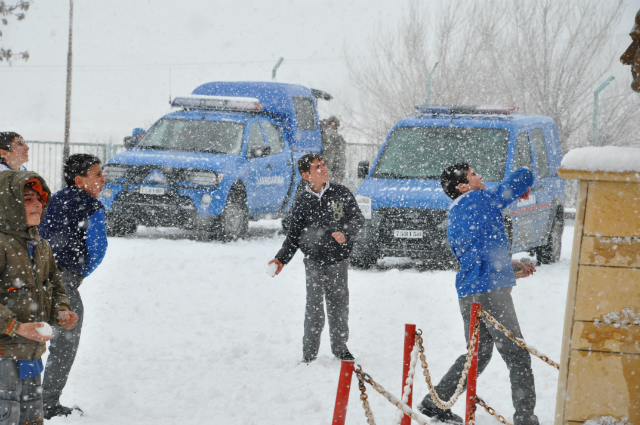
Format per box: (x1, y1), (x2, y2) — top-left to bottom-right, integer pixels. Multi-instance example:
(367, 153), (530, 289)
(351, 105), (565, 268)
(100, 81), (331, 240)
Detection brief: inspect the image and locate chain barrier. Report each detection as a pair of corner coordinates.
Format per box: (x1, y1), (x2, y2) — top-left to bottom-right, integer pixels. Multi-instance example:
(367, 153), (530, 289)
(352, 308), (555, 424)
(395, 342), (420, 425)
(475, 396), (512, 425)
(356, 369), (377, 425)
(355, 366), (429, 425)
(417, 314), (481, 410)
(479, 310), (560, 370)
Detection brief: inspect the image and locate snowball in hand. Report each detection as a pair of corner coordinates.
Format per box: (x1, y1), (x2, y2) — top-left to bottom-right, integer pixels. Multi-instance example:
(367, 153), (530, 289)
(35, 322), (53, 337)
(267, 262), (278, 277)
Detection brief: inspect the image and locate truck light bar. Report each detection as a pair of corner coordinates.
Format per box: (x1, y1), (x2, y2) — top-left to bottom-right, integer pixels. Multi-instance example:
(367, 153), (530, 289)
(171, 95), (262, 112)
(415, 104), (518, 115)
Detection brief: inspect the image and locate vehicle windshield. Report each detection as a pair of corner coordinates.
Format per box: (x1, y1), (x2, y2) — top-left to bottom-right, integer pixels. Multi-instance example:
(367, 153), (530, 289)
(372, 126), (509, 182)
(137, 118), (244, 154)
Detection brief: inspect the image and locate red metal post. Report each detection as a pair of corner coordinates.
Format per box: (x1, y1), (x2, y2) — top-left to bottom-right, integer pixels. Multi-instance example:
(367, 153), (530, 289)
(465, 302), (481, 424)
(332, 360), (355, 425)
(401, 324), (417, 425)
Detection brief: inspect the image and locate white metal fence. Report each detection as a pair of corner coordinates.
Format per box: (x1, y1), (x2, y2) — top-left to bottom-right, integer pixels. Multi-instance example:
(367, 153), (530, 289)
(25, 141), (125, 192)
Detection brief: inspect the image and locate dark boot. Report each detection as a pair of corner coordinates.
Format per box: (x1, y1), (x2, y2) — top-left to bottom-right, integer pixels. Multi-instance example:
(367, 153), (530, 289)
(417, 395), (463, 425)
(336, 349), (355, 361)
(44, 401), (82, 420)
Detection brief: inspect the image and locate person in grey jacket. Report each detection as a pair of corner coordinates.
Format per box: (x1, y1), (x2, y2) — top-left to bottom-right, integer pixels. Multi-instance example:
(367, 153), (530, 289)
(321, 116), (346, 184)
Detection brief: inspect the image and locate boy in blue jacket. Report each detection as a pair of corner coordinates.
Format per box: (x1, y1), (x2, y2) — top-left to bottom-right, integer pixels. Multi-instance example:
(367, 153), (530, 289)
(417, 163), (538, 425)
(39, 154), (108, 419)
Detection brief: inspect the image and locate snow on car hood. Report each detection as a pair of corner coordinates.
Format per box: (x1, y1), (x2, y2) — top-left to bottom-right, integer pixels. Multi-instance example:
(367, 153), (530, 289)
(108, 148), (239, 171)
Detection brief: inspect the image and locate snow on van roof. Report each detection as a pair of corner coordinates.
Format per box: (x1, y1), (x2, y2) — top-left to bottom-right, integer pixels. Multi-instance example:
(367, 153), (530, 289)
(561, 146), (640, 173)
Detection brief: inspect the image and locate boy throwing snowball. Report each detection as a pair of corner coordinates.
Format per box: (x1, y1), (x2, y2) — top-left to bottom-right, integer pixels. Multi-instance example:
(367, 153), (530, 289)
(268, 154), (364, 363)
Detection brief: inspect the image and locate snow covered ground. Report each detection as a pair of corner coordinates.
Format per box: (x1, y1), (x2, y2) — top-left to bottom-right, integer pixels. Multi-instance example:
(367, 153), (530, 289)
(45, 219), (574, 425)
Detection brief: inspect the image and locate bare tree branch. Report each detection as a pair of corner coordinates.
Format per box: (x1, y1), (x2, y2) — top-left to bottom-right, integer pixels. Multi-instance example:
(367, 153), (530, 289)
(0, 1), (31, 64)
(344, 0), (639, 152)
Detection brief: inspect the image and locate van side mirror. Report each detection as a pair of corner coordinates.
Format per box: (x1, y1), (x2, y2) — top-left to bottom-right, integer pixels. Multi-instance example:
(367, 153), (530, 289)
(248, 145), (271, 159)
(123, 136), (137, 150)
(357, 161), (370, 179)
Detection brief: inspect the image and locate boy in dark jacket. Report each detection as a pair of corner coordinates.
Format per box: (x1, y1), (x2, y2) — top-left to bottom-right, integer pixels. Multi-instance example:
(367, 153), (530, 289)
(39, 154), (108, 419)
(0, 171), (78, 425)
(417, 163), (538, 425)
(268, 154), (364, 363)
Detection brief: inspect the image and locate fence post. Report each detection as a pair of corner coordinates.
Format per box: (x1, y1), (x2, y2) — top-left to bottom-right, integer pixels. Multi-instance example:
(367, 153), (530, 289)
(332, 360), (355, 425)
(465, 302), (481, 424)
(401, 324), (417, 425)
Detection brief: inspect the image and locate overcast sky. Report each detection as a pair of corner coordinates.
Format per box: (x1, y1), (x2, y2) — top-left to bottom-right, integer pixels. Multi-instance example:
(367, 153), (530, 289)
(0, 0), (637, 143)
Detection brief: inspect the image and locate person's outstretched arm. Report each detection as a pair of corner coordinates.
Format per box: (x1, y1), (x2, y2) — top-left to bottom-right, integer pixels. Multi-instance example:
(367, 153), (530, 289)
(492, 167), (534, 210)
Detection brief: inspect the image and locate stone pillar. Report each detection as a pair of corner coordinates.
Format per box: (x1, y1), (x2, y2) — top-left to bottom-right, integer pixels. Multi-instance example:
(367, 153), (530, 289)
(555, 163), (640, 424)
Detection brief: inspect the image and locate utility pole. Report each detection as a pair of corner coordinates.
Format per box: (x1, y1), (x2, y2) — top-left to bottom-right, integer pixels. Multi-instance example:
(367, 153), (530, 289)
(426, 62), (439, 105)
(61, 0), (73, 187)
(63, 0), (74, 186)
(592, 76), (614, 147)
(272, 57), (284, 80)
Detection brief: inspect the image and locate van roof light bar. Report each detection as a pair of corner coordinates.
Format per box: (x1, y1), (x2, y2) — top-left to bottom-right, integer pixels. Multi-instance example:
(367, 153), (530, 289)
(171, 95), (263, 112)
(415, 104), (518, 115)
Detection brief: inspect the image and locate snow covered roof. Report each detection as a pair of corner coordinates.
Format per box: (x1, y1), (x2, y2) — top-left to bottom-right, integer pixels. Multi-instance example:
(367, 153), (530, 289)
(561, 146), (640, 173)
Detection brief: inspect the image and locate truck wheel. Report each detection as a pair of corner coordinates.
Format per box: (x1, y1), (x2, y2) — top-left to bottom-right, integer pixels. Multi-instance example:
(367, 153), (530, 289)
(536, 214), (563, 264)
(350, 255), (377, 270)
(106, 213), (137, 237)
(219, 188), (248, 242)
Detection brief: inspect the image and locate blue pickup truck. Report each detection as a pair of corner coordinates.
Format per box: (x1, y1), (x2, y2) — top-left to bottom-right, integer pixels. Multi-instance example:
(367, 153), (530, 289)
(352, 105), (565, 268)
(100, 81), (331, 240)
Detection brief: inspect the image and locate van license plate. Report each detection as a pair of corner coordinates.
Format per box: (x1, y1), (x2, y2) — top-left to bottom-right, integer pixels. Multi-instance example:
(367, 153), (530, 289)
(139, 186), (165, 195)
(394, 230), (423, 239)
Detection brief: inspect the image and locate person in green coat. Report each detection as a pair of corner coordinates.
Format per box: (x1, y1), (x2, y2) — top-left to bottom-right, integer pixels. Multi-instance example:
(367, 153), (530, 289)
(0, 171), (78, 425)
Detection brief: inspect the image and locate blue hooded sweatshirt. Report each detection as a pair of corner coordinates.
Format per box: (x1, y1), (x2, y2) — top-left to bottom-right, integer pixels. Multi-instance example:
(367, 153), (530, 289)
(447, 167), (534, 298)
(40, 186), (108, 278)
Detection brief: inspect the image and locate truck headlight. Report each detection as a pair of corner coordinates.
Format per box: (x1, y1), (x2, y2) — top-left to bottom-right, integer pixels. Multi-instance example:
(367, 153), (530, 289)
(201, 194), (212, 205)
(102, 188), (113, 199)
(355, 195), (372, 219)
(103, 166), (127, 181)
(185, 171), (221, 187)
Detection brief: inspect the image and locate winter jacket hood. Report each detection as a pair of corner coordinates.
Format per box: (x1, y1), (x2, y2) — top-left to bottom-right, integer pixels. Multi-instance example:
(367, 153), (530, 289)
(0, 171), (50, 241)
(0, 171), (71, 360)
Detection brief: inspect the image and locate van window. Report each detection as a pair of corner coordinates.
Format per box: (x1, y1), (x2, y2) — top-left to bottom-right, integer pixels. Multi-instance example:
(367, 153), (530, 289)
(531, 128), (549, 178)
(513, 132), (533, 172)
(293, 97), (317, 131)
(262, 121), (285, 155)
(371, 127), (509, 182)
(247, 122), (268, 158)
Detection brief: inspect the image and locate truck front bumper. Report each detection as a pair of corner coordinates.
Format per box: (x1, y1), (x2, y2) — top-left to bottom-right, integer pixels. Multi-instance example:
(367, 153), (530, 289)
(352, 207), (457, 265)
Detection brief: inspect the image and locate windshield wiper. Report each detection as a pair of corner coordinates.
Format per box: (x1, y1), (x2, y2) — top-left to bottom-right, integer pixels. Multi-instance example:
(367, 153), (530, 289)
(140, 145), (168, 150)
(372, 172), (411, 179)
(200, 148), (226, 154)
(373, 172), (440, 180)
